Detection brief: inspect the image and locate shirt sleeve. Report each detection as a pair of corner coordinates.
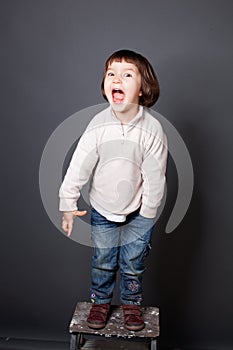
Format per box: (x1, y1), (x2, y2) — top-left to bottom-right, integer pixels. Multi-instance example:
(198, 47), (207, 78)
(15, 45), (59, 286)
(140, 125), (168, 218)
(59, 127), (99, 212)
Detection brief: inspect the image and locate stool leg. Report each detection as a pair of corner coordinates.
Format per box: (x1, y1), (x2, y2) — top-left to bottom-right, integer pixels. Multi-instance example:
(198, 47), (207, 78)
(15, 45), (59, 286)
(77, 333), (84, 349)
(70, 333), (78, 350)
(151, 339), (157, 350)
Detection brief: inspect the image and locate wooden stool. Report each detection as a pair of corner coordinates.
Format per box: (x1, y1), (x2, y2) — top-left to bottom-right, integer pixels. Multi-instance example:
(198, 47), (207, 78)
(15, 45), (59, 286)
(69, 302), (159, 350)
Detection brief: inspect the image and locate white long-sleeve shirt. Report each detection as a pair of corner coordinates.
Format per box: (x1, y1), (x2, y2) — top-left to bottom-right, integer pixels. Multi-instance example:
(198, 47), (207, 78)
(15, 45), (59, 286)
(59, 105), (168, 221)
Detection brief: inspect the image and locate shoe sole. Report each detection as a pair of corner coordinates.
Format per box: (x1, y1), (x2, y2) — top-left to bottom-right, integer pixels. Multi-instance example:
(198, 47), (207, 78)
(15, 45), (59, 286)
(125, 323), (145, 331)
(87, 321), (106, 329)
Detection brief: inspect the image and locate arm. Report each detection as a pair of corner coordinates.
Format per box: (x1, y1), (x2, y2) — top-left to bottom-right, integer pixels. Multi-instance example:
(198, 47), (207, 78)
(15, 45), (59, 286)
(140, 126), (168, 218)
(59, 127), (99, 234)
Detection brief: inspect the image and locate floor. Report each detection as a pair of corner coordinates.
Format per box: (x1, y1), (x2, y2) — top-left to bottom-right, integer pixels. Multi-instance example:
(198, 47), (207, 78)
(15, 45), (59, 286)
(0, 336), (220, 350)
(0, 336), (154, 350)
(0, 337), (71, 350)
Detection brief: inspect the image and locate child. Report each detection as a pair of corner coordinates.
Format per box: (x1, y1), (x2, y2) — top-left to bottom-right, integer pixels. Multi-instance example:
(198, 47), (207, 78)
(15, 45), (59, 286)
(59, 49), (168, 331)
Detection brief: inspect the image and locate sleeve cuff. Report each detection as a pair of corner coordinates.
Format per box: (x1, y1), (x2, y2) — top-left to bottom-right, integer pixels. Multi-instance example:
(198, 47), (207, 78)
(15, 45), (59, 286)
(139, 205), (157, 219)
(59, 198), (78, 212)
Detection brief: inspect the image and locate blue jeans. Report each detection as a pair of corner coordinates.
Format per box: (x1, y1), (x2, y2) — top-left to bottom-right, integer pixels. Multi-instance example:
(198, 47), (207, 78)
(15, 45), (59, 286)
(90, 208), (155, 305)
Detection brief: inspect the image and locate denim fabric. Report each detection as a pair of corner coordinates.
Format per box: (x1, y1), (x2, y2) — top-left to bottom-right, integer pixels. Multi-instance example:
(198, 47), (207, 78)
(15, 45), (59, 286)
(90, 208), (155, 305)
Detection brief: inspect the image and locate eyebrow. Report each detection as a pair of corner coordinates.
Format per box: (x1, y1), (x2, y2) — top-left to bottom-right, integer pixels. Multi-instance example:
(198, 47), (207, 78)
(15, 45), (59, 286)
(106, 67), (136, 72)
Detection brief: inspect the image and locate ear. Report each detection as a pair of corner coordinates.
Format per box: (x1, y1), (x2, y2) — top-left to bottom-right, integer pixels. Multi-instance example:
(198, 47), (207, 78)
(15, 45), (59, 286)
(139, 91), (142, 96)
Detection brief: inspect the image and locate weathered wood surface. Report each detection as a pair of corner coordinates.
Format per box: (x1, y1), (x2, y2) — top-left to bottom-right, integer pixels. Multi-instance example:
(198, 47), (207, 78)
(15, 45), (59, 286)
(69, 302), (159, 338)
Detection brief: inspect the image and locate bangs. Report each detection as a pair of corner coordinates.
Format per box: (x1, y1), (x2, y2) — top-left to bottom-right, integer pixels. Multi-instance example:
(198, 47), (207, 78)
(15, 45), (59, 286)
(105, 50), (141, 71)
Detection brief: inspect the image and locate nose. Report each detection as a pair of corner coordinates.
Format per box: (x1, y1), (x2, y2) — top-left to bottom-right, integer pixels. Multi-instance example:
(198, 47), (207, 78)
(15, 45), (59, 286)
(113, 74), (122, 83)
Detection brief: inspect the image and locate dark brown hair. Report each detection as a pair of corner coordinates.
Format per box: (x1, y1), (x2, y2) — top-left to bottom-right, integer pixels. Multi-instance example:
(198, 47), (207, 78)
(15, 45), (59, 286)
(101, 49), (160, 107)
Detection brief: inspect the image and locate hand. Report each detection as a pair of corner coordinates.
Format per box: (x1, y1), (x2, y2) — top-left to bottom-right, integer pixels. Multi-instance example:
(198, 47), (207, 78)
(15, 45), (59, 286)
(62, 210), (87, 237)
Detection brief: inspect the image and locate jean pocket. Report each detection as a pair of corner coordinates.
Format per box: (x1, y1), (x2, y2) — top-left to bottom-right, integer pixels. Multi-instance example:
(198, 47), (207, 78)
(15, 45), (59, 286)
(139, 213), (155, 220)
(91, 208), (118, 229)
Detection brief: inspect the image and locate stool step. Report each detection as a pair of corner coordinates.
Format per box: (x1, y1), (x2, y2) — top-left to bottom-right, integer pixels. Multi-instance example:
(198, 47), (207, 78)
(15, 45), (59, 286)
(69, 302), (159, 339)
(69, 302), (159, 350)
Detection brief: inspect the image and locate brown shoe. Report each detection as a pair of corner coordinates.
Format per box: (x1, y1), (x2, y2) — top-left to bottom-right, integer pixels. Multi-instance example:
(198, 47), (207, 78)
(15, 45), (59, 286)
(122, 304), (145, 331)
(87, 303), (110, 329)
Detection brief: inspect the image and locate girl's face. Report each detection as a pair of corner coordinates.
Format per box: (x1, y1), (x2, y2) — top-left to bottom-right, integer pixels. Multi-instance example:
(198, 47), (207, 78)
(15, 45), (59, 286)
(103, 60), (142, 109)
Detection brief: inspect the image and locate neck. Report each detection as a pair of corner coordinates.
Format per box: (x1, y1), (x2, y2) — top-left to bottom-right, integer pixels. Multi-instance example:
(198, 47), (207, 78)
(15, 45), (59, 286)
(113, 104), (140, 124)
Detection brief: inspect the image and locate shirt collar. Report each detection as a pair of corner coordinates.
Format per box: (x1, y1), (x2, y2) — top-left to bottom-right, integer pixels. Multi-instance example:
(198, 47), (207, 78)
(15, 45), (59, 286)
(110, 105), (144, 126)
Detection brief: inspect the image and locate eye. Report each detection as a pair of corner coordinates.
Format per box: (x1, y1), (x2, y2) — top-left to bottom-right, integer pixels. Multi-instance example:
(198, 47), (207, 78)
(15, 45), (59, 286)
(107, 72), (114, 77)
(124, 73), (132, 77)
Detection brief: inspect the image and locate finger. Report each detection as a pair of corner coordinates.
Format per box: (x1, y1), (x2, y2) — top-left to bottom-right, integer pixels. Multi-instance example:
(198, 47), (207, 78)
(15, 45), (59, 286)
(62, 219), (73, 235)
(73, 210), (87, 217)
(67, 222), (73, 237)
(62, 220), (68, 233)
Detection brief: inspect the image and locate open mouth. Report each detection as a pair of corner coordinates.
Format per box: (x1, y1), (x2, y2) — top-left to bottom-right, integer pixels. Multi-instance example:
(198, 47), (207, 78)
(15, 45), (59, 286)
(112, 88), (125, 103)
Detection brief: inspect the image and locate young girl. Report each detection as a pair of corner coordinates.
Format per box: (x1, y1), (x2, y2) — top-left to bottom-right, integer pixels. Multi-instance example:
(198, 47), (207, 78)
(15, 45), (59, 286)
(59, 49), (168, 331)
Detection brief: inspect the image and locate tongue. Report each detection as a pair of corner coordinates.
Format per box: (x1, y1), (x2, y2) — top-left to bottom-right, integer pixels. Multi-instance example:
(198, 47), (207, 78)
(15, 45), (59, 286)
(113, 92), (124, 102)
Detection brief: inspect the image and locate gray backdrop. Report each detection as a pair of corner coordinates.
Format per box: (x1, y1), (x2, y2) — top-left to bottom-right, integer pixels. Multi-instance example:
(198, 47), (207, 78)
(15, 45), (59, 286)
(1, 1), (233, 349)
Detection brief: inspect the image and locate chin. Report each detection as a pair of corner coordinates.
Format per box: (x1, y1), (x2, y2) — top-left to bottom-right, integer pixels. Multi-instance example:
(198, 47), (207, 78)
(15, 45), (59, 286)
(111, 102), (127, 112)
(111, 102), (137, 113)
